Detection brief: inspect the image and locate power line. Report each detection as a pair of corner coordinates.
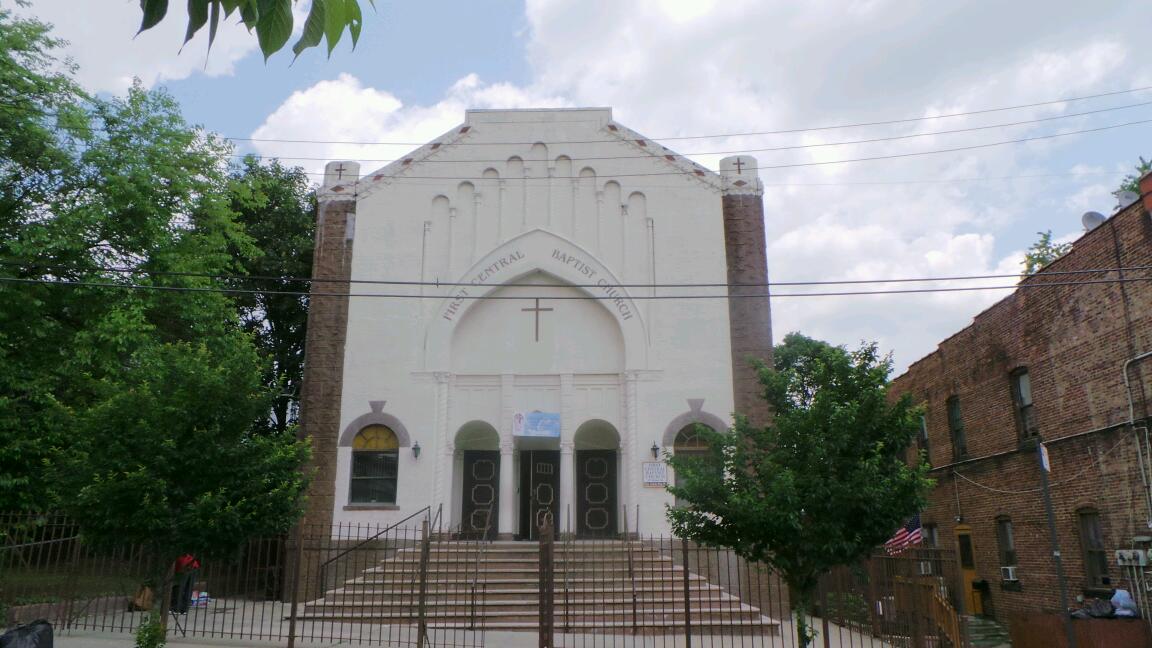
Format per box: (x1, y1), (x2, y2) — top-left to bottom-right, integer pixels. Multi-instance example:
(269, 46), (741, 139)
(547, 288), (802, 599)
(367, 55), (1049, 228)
(272, 117), (1152, 180)
(4, 273), (1152, 300)
(226, 84), (1152, 146)
(5, 259), (1152, 290)
(5, 84), (1151, 149)
(233, 99), (1152, 164)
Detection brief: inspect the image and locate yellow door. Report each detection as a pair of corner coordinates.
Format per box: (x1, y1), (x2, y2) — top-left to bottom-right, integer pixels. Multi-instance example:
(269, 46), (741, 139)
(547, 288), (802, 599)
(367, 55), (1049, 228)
(955, 526), (983, 615)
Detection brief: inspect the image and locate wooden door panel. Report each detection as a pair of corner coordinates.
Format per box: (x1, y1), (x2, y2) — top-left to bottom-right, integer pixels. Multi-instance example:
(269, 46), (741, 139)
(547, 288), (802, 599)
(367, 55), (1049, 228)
(461, 450), (499, 540)
(576, 449), (617, 538)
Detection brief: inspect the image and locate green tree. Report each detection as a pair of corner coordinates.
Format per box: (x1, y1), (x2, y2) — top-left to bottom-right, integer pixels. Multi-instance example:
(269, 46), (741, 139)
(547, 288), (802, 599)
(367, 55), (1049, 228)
(228, 157), (316, 433)
(136, 0), (374, 61)
(1119, 156), (1150, 195)
(1022, 230), (1072, 276)
(57, 336), (309, 572)
(667, 333), (933, 648)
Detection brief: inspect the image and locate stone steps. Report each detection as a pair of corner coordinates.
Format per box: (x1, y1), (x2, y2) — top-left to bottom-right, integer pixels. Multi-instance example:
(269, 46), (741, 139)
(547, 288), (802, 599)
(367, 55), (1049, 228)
(300, 539), (780, 635)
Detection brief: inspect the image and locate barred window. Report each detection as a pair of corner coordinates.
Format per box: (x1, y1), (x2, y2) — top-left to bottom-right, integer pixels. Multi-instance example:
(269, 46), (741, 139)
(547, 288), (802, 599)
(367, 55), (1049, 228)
(1078, 508), (1109, 588)
(995, 516), (1017, 567)
(350, 425), (399, 504)
(947, 396), (967, 460)
(1011, 368), (1037, 439)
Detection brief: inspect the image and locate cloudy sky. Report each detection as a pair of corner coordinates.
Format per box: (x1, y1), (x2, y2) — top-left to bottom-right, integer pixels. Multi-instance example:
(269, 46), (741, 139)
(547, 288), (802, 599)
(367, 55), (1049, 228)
(20, 0), (1152, 372)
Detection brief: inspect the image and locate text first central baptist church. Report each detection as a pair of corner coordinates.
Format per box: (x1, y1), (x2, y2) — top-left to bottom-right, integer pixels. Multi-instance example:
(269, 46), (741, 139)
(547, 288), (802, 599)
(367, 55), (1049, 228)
(298, 108), (773, 538)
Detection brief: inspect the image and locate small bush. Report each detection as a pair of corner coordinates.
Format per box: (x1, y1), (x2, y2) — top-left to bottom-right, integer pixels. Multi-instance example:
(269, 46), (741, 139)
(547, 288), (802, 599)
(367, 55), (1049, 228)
(134, 614), (166, 648)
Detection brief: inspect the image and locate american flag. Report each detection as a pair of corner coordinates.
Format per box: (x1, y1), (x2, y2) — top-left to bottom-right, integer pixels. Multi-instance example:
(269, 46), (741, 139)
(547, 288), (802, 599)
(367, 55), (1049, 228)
(884, 513), (922, 555)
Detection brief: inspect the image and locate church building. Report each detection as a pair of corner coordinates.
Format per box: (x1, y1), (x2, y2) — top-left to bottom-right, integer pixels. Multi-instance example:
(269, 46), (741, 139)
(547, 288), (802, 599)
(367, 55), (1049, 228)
(298, 108), (772, 538)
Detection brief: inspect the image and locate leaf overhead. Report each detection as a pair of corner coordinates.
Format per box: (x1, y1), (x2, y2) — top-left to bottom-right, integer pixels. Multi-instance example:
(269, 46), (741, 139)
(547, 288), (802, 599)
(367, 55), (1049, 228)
(137, 0), (170, 34)
(292, 0), (326, 59)
(254, 0), (293, 61)
(183, 0), (209, 48)
(132, 0), (376, 60)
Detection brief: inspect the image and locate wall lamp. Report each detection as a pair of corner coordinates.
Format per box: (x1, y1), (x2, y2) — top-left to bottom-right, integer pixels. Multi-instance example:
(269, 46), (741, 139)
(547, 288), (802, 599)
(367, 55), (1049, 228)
(412, 442), (421, 459)
(651, 442), (660, 459)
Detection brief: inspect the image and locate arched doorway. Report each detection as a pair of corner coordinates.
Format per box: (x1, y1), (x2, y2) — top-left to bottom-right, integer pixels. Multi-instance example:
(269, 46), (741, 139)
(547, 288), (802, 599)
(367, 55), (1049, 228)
(574, 420), (620, 538)
(673, 424), (714, 507)
(455, 421), (499, 539)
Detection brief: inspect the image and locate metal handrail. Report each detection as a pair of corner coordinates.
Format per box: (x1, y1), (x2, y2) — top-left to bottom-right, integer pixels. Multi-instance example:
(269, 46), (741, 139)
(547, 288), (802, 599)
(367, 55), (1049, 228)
(468, 503), (494, 629)
(316, 505), (432, 594)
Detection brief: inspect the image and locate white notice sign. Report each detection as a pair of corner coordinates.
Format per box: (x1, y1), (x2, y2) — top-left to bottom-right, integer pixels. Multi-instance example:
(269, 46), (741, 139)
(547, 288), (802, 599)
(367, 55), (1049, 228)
(642, 462), (668, 487)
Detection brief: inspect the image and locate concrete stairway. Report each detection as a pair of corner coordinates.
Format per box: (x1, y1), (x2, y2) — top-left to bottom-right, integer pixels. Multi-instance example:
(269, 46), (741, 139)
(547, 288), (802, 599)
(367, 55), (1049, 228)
(964, 615), (1012, 648)
(299, 540), (782, 633)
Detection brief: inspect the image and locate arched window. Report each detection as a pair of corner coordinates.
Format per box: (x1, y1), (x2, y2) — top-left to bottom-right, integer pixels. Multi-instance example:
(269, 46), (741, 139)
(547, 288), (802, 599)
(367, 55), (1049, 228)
(673, 424), (714, 507)
(350, 425), (399, 504)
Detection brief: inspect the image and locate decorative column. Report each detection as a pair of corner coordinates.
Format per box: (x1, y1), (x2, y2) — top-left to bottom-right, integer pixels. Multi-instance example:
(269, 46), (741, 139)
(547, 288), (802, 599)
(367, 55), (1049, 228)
(498, 374), (516, 537)
(499, 442), (516, 538)
(623, 371), (640, 531)
(559, 373), (575, 534)
(559, 441), (575, 536)
(721, 155), (773, 428)
(431, 372), (451, 523)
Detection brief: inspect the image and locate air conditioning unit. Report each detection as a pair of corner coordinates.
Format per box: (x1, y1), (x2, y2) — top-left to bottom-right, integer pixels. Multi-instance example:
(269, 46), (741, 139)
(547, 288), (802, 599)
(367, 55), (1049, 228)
(1001, 566), (1018, 581)
(917, 561), (934, 576)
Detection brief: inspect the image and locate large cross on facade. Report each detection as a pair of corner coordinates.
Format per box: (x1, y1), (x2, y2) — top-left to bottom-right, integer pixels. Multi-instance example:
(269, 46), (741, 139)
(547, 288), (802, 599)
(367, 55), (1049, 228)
(334, 163), (348, 179)
(733, 158), (745, 174)
(521, 298), (554, 342)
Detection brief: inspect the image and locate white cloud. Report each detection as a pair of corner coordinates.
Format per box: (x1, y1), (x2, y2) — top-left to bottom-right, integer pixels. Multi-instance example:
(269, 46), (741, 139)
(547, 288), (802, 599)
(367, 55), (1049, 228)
(251, 73), (570, 175)
(18, 0), (307, 92)
(249, 0), (1149, 371)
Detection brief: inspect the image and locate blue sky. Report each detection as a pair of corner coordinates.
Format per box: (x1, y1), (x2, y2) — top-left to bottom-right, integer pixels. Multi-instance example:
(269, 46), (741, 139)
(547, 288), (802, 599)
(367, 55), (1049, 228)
(20, 0), (1152, 371)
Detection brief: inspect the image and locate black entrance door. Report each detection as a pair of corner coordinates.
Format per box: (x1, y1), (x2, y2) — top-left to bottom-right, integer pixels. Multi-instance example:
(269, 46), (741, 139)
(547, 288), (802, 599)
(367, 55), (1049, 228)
(461, 450), (499, 540)
(518, 450), (560, 540)
(576, 449), (617, 537)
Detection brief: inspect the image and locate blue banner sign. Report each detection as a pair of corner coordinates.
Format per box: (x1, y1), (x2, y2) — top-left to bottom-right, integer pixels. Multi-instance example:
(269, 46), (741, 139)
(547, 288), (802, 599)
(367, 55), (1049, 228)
(513, 411), (561, 438)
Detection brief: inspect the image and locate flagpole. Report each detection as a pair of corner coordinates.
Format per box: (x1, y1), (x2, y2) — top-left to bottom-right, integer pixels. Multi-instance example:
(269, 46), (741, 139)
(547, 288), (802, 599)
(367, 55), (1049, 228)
(1038, 441), (1076, 648)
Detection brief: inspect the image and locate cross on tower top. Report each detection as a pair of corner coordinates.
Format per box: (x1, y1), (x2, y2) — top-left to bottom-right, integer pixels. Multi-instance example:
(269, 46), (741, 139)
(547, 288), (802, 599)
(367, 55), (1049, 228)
(733, 158), (746, 174)
(334, 163), (348, 179)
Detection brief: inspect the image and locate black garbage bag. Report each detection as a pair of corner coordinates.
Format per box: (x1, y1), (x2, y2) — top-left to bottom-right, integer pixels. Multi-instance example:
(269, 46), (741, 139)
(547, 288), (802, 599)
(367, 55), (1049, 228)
(0, 620), (53, 648)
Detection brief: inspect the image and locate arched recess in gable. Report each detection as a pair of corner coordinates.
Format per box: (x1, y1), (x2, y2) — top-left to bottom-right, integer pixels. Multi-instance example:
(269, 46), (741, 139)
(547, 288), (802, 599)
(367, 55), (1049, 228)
(422, 228), (648, 371)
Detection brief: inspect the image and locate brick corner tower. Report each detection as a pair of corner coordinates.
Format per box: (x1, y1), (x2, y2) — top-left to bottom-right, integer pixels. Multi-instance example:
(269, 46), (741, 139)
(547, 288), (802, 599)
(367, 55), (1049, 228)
(720, 155), (773, 428)
(298, 160), (360, 534)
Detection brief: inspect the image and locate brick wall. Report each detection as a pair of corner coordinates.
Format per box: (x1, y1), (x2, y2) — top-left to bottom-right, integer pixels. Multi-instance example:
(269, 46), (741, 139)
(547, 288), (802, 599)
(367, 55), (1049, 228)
(892, 182), (1152, 625)
(722, 193), (774, 427)
(298, 197), (357, 532)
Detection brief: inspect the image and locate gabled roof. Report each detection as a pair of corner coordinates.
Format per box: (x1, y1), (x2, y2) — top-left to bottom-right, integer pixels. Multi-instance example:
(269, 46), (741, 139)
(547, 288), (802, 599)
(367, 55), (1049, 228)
(324, 108), (724, 200)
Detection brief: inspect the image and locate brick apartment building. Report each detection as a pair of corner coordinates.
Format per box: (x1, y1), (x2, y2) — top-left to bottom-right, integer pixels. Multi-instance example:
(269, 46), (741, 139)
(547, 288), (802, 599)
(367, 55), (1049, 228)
(891, 172), (1152, 625)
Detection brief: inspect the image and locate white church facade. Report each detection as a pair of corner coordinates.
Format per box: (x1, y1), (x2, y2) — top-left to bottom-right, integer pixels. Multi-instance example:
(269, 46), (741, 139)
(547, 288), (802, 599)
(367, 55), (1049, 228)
(299, 108), (773, 538)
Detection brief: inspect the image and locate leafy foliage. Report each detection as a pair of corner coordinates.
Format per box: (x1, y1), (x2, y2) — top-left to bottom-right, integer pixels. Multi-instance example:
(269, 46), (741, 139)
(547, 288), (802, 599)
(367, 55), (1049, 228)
(1, 5), (313, 552)
(228, 157), (316, 433)
(134, 614), (167, 648)
(1119, 156), (1150, 195)
(136, 0), (374, 61)
(57, 338), (309, 562)
(1022, 230), (1072, 276)
(667, 333), (932, 647)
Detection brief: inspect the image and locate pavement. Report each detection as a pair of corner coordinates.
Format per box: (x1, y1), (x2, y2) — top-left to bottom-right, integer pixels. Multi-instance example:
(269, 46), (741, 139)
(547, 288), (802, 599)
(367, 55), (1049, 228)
(48, 622), (897, 648)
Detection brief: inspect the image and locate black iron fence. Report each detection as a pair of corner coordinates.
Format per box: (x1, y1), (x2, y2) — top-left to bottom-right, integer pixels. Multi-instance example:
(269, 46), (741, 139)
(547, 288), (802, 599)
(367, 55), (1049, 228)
(1, 512), (968, 648)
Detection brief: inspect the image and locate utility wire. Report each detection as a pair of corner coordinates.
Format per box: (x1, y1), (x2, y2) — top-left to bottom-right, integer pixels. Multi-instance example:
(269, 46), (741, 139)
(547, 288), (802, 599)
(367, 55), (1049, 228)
(4, 84), (1150, 148)
(5, 260), (1152, 289)
(225, 84), (1152, 146)
(3, 273), (1152, 300)
(952, 434), (1129, 495)
(267, 117), (1152, 181)
(231, 99), (1152, 164)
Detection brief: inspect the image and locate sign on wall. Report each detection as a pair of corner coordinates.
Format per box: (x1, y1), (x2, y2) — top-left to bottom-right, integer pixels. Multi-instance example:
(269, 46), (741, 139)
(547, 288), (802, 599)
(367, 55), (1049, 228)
(642, 462), (668, 487)
(513, 411), (561, 438)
